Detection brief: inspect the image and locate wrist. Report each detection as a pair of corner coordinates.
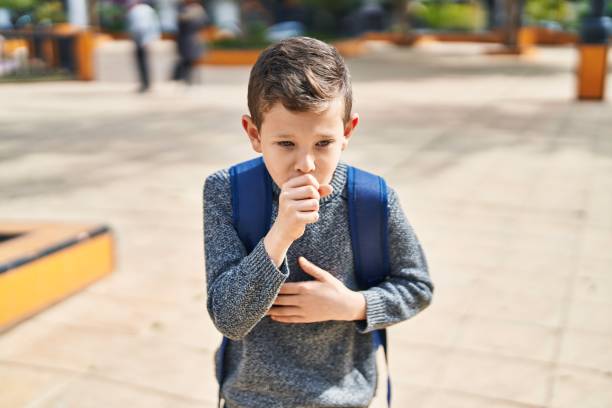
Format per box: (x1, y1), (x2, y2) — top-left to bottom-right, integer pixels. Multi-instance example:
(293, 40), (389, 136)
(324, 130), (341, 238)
(349, 290), (367, 321)
(263, 224), (292, 268)
(266, 223), (293, 249)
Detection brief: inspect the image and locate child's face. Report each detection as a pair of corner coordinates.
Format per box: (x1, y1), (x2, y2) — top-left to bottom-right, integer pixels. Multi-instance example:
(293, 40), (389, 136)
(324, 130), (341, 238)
(242, 97), (359, 188)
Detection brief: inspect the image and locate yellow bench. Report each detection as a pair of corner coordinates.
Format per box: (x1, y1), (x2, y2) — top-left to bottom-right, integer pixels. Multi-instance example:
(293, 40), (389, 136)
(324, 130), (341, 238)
(0, 222), (115, 332)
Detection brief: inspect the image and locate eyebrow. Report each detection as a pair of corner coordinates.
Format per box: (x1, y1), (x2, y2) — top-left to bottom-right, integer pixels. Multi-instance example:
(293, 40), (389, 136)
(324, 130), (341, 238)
(271, 133), (336, 139)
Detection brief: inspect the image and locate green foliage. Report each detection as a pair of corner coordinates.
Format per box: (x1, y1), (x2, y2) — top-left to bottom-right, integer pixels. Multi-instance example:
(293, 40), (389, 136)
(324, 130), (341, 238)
(34, 0), (65, 23)
(302, 0), (362, 37)
(211, 36), (271, 49)
(0, 0), (66, 24)
(0, 0), (38, 13)
(211, 20), (272, 49)
(244, 20), (268, 44)
(410, 1), (486, 31)
(301, 0), (362, 16)
(303, 30), (349, 42)
(525, 0), (575, 28)
(97, 1), (127, 33)
(523, 0), (608, 31)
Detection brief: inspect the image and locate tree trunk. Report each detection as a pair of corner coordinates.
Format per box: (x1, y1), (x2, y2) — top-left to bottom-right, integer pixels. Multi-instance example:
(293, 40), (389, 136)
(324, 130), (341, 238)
(391, 0), (410, 35)
(501, 0), (523, 51)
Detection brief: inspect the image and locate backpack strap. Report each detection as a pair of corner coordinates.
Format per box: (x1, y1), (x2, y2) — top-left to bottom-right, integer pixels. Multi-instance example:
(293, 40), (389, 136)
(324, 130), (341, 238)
(346, 166), (390, 288)
(229, 156), (273, 253)
(216, 157), (272, 408)
(347, 165), (392, 407)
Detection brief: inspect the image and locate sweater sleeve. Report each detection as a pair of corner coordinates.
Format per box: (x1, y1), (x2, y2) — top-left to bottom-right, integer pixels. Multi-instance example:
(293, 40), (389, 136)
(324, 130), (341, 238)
(355, 186), (434, 334)
(203, 170), (290, 340)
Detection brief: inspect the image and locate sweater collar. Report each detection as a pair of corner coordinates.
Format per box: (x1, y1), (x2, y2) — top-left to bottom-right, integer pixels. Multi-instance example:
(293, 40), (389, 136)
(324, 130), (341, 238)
(271, 161), (348, 204)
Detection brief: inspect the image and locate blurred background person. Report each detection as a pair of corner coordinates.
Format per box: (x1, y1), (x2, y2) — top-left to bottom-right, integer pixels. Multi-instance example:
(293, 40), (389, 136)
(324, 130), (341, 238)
(0, 8), (12, 29)
(172, 0), (208, 86)
(126, 0), (161, 93)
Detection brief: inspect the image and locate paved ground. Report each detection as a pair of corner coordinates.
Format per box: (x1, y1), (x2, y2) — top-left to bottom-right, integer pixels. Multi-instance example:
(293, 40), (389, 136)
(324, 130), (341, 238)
(1, 41), (612, 408)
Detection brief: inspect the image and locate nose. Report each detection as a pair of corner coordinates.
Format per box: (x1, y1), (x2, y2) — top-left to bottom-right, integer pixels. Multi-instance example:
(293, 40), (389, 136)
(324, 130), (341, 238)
(295, 152), (316, 174)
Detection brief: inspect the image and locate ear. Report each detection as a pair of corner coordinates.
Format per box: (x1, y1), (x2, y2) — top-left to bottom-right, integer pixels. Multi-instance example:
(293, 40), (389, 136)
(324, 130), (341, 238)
(242, 114), (262, 153)
(341, 112), (359, 151)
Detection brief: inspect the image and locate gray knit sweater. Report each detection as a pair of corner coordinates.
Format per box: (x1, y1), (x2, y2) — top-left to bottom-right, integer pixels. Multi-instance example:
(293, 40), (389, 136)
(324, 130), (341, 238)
(203, 160), (434, 408)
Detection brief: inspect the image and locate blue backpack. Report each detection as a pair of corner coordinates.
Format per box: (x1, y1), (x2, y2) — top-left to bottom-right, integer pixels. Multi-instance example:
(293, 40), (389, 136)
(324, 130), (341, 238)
(217, 156), (392, 407)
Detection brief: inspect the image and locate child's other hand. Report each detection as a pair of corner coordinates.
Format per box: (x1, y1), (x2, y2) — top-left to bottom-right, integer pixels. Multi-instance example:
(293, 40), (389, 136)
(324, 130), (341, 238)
(273, 174), (333, 243)
(266, 256), (366, 323)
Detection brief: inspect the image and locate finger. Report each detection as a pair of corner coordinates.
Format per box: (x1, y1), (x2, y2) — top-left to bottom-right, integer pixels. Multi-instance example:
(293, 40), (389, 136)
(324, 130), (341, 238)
(297, 211), (319, 224)
(319, 184), (333, 198)
(293, 198), (319, 212)
(283, 185), (320, 200)
(279, 282), (304, 294)
(273, 294), (300, 306)
(283, 174), (320, 190)
(271, 316), (302, 323)
(298, 256), (329, 281)
(268, 306), (302, 317)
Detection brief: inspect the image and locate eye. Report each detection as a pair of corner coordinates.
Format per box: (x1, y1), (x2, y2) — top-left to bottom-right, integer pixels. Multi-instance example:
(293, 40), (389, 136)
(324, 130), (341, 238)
(317, 140), (334, 148)
(277, 141), (294, 148)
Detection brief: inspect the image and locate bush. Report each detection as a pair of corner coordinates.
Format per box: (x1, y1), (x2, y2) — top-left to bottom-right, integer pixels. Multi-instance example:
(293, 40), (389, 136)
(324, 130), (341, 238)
(410, 0), (486, 31)
(0, 0), (37, 13)
(524, 0), (576, 30)
(300, 0), (362, 38)
(97, 1), (127, 33)
(34, 0), (65, 24)
(0, 0), (66, 25)
(210, 20), (272, 49)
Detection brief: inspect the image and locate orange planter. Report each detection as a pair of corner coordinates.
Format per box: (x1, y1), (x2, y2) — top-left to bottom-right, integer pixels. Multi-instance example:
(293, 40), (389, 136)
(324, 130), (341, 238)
(75, 31), (95, 81)
(533, 27), (577, 45)
(362, 28), (578, 47)
(331, 38), (367, 57)
(198, 38), (366, 66)
(577, 45), (608, 100)
(199, 48), (263, 65)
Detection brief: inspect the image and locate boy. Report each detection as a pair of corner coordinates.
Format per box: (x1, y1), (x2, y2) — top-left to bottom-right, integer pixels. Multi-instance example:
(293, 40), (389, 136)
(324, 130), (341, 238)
(203, 37), (434, 408)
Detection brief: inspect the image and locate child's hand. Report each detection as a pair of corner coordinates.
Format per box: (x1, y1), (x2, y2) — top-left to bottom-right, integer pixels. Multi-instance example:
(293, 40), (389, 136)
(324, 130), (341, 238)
(266, 257), (366, 323)
(273, 174), (333, 243)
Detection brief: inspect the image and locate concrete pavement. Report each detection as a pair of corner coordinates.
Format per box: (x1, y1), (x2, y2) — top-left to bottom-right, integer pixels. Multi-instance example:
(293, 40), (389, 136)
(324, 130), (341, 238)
(1, 41), (611, 407)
